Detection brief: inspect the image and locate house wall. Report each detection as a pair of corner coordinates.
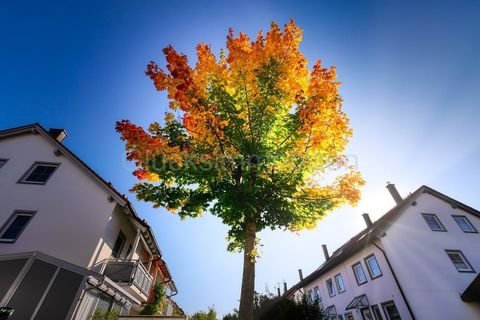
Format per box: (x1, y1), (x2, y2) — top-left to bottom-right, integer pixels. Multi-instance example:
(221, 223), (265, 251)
(89, 206), (147, 271)
(303, 244), (411, 320)
(0, 133), (117, 268)
(382, 192), (480, 319)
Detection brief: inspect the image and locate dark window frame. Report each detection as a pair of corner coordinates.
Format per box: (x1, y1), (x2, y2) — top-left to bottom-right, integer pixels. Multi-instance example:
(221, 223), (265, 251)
(313, 286), (321, 302)
(326, 278), (336, 297)
(352, 262), (368, 285)
(445, 249), (475, 273)
(452, 215), (478, 233)
(344, 313), (354, 320)
(360, 307), (374, 320)
(381, 300), (401, 320)
(371, 304), (383, 320)
(334, 273), (346, 293)
(0, 158), (8, 169)
(0, 210), (36, 243)
(364, 254), (383, 279)
(18, 162), (60, 185)
(111, 231), (127, 258)
(307, 289), (314, 303)
(421, 213), (447, 232)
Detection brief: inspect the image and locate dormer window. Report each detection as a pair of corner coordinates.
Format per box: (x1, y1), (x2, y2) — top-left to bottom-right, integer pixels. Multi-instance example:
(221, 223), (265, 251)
(18, 162), (60, 185)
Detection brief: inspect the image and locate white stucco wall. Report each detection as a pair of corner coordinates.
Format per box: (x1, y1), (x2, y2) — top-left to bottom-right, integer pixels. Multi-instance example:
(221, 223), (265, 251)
(0, 133), (120, 268)
(382, 192), (480, 320)
(303, 244), (412, 320)
(89, 205), (146, 270)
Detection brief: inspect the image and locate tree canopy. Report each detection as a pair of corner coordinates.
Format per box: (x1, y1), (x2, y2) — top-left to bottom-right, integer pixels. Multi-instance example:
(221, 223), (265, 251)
(116, 20), (364, 250)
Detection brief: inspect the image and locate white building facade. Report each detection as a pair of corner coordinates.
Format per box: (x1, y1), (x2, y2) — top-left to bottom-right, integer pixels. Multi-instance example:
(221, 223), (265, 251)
(288, 184), (480, 320)
(0, 124), (183, 319)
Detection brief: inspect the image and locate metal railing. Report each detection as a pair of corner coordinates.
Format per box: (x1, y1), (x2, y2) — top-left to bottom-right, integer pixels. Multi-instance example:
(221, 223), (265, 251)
(102, 259), (153, 296)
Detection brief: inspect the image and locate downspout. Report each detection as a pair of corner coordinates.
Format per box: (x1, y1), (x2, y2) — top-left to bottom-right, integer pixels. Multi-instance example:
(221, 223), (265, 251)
(166, 280), (178, 297)
(373, 241), (416, 320)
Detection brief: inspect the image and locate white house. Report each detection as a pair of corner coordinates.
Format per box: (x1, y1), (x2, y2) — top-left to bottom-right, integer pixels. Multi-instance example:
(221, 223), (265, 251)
(287, 184), (480, 320)
(0, 123), (184, 319)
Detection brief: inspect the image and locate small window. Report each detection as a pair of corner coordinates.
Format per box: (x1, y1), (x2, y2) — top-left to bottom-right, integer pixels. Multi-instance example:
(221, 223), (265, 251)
(371, 305), (383, 320)
(112, 231), (126, 258)
(307, 289), (313, 303)
(452, 215), (477, 233)
(381, 301), (401, 320)
(445, 250), (475, 272)
(313, 286), (321, 302)
(352, 262), (368, 285)
(0, 159), (8, 169)
(334, 274), (345, 293)
(361, 308), (374, 320)
(345, 314), (354, 320)
(0, 211), (35, 242)
(365, 255), (382, 279)
(326, 278), (336, 297)
(19, 162), (59, 185)
(421, 213), (446, 231)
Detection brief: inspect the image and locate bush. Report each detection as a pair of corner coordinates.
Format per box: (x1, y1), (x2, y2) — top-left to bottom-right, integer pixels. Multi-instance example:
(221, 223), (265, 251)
(91, 309), (119, 320)
(140, 283), (166, 315)
(190, 306), (217, 320)
(223, 293), (325, 320)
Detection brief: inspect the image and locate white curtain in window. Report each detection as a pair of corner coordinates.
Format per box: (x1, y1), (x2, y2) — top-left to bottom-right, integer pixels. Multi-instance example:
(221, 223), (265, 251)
(74, 291), (98, 320)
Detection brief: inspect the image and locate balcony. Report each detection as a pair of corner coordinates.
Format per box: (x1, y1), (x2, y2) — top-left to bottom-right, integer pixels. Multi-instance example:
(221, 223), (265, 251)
(101, 259), (153, 297)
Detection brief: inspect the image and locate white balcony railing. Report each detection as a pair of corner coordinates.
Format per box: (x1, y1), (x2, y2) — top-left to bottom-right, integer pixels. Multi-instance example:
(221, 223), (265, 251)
(101, 259), (153, 296)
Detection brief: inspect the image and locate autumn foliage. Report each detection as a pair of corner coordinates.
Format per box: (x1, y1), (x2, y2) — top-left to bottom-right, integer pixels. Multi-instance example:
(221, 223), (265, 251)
(116, 20), (364, 319)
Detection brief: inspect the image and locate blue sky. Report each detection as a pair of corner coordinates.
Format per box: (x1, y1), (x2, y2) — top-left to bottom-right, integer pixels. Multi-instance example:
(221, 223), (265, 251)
(1, 0), (480, 316)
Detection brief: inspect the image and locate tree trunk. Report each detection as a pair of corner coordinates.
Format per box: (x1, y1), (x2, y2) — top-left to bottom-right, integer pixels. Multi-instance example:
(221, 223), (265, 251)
(238, 218), (257, 320)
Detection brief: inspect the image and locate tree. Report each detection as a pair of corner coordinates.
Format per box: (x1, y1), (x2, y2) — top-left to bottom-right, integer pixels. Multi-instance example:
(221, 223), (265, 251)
(190, 306), (217, 320)
(116, 20), (364, 320)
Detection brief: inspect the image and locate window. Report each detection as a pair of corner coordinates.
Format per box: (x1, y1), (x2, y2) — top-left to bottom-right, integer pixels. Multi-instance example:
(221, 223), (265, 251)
(345, 314), (354, 320)
(19, 162), (59, 184)
(0, 211), (35, 242)
(452, 215), (477, 233)
(371, 305), (383, 320)
(361, 308), (374, 320)
(334, 274), (345, 293)
(421, 213), (446, 231)
(365, 255), (382, 279)
(313, 286), (321, 302)
(326, 278), (336, 296)
(0, 159), (8, 168)
(381, 301), (401, 320)
(445, 250), (475, 272)
(111, 231), (126, 258)
(352, 262), (368, 285)
(307, 289), (313, 303)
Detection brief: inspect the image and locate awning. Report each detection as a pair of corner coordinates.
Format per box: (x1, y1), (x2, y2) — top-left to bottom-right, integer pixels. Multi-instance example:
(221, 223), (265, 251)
(346, 294), (369, 310)
(324, 305), (337, 316)
(87, 275), (141, 306)
(461, 273), (480, 302)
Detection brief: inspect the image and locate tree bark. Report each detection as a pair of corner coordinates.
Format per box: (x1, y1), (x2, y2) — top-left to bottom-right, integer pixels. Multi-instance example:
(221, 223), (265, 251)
(238, 218), (257, 320)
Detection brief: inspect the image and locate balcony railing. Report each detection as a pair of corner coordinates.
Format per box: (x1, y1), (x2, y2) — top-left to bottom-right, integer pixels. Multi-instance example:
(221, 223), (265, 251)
(101, 259), (153, 296)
